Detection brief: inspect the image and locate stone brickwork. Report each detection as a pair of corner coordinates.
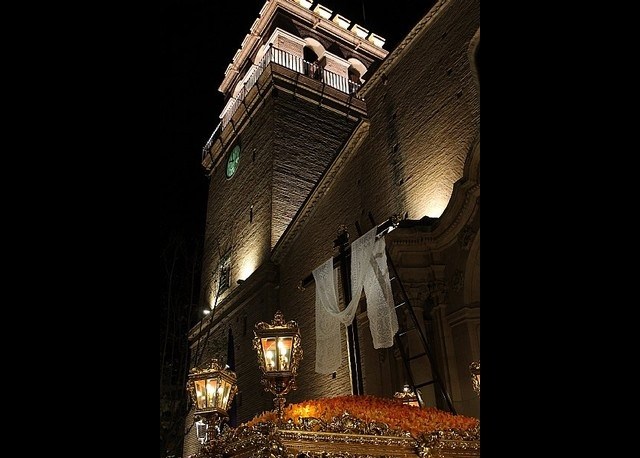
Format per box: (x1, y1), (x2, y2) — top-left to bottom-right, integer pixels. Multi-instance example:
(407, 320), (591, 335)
(277, 0), (479, 411)
(360, 0), (480, 222)
(272, 93), (358, 246)
(200, 97), (275, 309)
(188, 1), (480, 451)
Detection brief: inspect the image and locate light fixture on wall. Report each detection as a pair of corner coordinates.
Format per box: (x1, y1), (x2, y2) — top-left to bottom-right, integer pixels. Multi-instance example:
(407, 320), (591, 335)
(469, 360), (480, 397)
(186, 359), (238, 452)
(253, 310), (303, 420)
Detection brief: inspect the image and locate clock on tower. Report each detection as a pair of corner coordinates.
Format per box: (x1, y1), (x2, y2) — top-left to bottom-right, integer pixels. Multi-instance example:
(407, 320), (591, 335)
(226, 144), (241, 178)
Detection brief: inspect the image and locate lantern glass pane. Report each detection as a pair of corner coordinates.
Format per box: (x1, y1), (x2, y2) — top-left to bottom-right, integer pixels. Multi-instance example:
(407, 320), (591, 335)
(206, 378), (218, 409)
(194, 379), (207, 409)
(277, 336), (293, 371)
(214, 379), (226, 409)
(220, 380), (231, 410)
(261, 337), (277, 371)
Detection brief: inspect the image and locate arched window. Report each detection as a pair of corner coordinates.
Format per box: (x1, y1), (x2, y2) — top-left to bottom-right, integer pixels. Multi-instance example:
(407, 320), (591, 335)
(303, 37), (326, 80)
(348, 66), (361, 83)
(347, 58), (368, 94)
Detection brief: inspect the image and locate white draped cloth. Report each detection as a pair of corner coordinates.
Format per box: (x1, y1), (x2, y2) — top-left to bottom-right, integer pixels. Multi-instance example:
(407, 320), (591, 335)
(313, 227), (398, 374)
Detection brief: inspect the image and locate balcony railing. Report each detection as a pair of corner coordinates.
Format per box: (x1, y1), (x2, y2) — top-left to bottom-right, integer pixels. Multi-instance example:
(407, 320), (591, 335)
(203, 45), (362, 162)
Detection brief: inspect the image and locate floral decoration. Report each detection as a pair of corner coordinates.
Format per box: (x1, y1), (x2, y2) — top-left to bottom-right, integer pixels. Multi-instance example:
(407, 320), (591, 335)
(244, 395), (479, 438)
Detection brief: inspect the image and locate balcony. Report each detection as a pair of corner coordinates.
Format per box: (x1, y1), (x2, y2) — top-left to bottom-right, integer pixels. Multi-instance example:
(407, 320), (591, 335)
(202, 45), (364, 165)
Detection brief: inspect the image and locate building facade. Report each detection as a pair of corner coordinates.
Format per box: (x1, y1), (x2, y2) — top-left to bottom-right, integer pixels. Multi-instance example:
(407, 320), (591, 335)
(185, 0), (479, 454)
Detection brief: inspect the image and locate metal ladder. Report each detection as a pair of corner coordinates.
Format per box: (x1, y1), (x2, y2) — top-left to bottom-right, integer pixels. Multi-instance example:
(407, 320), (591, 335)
(360, 215), (456, 413)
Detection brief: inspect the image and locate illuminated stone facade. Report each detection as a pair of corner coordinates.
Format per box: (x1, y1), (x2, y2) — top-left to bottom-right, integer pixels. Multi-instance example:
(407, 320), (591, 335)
(185, 0), (480, 454)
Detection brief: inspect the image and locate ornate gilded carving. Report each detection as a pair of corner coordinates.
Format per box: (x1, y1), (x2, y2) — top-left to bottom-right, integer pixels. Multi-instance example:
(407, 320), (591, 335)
(469, 361), (480, 397)
(190, 395), (479, 457)
(195, 413), (479, 457)
(416, 427), (481, 457)
(276, 412), (412, 438)
(227, 416), (417, 457)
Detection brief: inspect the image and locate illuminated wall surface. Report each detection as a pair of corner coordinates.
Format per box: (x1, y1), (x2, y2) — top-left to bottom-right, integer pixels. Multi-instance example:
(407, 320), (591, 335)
(187, 0), (480, 453)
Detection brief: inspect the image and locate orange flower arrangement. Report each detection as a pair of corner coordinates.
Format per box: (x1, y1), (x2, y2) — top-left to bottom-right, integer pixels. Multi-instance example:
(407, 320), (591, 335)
(245, 395), (479, 438)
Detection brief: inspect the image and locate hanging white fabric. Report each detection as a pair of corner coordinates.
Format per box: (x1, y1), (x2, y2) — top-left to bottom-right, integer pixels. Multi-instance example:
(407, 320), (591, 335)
(363, 229), (398, 349)
(313, 227), (398, 374)
(313, 257), (343, 374)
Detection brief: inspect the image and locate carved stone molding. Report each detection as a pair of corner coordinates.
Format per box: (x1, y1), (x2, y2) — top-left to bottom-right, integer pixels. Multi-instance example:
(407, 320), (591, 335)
(451, 270), (464, 293)
(458, 225), (476, 250)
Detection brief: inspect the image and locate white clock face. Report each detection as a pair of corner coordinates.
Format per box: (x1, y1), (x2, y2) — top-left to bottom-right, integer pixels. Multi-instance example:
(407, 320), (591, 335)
(226, 144), (240, 178)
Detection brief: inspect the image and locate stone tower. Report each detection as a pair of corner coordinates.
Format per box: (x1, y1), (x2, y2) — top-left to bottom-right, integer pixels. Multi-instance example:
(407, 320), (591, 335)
(189, 0), (389, 438)
(185, 1), (480, 455)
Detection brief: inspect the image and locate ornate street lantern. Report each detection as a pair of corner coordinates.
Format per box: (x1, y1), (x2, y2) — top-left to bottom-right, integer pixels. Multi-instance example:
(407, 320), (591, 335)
(394, 384), (420, 407)
(253, 310), (303, 420)
(469, 360), (480, 397)
(186, 359), (238, 448)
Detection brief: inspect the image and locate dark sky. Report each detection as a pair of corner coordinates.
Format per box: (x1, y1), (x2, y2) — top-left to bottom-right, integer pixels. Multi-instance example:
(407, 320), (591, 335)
(160, 0), (436, 253)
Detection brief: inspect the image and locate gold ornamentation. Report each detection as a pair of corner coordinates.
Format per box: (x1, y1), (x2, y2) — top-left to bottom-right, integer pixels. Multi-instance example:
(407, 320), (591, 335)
(278, 412), (412, 438)
(416, 427), (481, 457)
(254, 310), (300, 331)
(248, 395), (477, 438)
(469, 361), (480, 397)
(186, 359), (238, 419)
(194, 394), (479, 457)
(211, 419), (478, 457)
(253, 311), (304, 419)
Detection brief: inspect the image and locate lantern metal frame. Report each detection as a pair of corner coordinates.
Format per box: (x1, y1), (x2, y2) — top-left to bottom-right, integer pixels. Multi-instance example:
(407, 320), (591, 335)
(252, 310), (303, 420)
(186, 359), (238, 449)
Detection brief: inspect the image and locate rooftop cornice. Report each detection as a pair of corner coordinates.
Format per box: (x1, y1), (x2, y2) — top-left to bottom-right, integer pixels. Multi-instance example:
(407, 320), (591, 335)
(219, 0), (388, 95)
